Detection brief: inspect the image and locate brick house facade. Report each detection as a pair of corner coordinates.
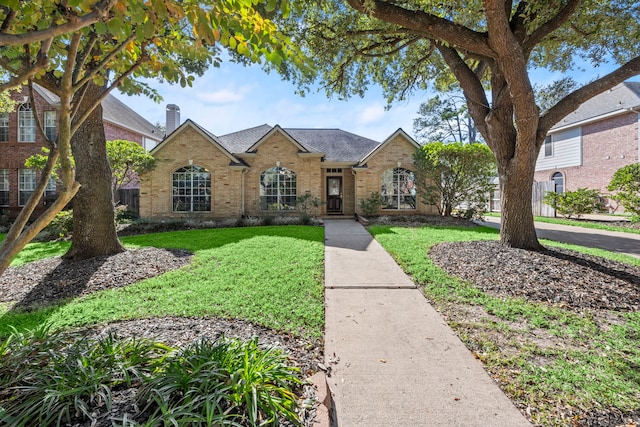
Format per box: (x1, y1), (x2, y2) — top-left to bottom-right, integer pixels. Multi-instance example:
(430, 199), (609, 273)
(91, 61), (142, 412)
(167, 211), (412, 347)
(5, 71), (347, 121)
(140, 120), (438, 219)
(533, 82), (640, 203)
(0, 85), (161, 219)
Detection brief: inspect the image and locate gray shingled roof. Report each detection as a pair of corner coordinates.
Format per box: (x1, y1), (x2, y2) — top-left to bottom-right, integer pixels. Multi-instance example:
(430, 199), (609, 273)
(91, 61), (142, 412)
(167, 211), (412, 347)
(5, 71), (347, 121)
(552, 81), (640, 130)
(102, 95), (163, 141)
(216, 124), (273, 153)
(285, 128), (381, 162)
(33, 84), (162, 141)
(216, 125), (382, 163)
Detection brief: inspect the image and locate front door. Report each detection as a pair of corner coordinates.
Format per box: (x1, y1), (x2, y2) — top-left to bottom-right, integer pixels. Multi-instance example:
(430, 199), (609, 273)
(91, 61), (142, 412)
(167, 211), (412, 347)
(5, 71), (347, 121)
(326, 177), (343, 213)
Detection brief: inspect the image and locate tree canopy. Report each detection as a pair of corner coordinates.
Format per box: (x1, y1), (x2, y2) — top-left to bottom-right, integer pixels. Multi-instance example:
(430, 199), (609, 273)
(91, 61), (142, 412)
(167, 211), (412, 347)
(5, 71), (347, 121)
(276, 0), (640, 249)
(0, 0), (303, 274)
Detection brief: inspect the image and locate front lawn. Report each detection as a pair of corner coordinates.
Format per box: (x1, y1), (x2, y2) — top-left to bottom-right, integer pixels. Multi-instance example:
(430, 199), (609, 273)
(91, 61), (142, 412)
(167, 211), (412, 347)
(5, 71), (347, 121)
(370, 224), (640, 426)
(0, 226), (325, 339)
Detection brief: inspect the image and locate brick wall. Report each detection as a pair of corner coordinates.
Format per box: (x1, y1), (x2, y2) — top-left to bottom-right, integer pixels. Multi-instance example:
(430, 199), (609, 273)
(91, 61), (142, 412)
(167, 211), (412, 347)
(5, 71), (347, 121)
(140, 125), (244, 219)
(104, 122), (143, 145)
(534, 112), (639, 194)
(242, 130), (323, 216)
(141, 126), (440, 220)
(355, 134), (438, 216)
(0, 89), (58, 218)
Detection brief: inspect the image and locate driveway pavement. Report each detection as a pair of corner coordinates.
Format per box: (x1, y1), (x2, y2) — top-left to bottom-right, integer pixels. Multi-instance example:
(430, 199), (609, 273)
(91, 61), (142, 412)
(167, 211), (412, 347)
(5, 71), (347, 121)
(478, 217), (640, 258)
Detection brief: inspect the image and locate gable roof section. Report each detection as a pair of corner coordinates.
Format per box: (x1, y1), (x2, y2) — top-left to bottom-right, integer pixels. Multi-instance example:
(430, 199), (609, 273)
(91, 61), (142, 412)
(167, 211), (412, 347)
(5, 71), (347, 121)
(286, 128), (381, 162)
(244, 125), (312, 153)
(217, 125), (382, 162)
(102, 95), (163, 141)
(552, 81), (640, 131)
(217, 124), (273, 152)
(150, 119), (242, 165)
(33, 84), (162, 141)
(358, 128), (420, 166)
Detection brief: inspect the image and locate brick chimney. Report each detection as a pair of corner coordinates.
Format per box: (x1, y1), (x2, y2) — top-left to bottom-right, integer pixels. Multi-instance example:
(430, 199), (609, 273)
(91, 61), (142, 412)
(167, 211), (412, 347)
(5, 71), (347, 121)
(166, 104), (180, 135)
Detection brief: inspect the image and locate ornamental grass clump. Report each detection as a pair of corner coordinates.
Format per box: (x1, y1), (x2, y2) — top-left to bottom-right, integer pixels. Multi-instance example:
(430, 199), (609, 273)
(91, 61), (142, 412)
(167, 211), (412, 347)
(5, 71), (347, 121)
(1, 329), (303, 426)
(0, 326), (166, 426)
(138, 337), (302, 426)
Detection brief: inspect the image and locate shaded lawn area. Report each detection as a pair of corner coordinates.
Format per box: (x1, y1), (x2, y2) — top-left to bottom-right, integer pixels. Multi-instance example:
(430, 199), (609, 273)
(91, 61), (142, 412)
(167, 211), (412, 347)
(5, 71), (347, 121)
(0, 226), (325, 340)
(486, 212), (640, 235)
(369, 224), (640, 426)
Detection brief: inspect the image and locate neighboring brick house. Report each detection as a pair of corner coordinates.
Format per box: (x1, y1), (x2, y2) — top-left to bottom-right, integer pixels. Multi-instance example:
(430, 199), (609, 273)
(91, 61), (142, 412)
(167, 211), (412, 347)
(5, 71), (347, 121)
(534, 82), (640, 204)
(140, 120), (437, 219)
(0, 85), (162, 218)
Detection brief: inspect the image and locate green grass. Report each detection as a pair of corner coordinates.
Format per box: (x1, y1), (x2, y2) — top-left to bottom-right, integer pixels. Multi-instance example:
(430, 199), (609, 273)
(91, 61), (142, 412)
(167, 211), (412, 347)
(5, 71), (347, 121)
(0, 226), (325, 339)
(369, 224), (640, 425)
(486, 211), (640, 235)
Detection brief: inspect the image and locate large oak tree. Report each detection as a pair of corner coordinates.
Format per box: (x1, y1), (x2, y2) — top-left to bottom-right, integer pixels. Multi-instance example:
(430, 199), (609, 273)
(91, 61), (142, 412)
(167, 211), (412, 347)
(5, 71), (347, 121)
(282, 0), (640, 249)
(0, 0), (300, 273)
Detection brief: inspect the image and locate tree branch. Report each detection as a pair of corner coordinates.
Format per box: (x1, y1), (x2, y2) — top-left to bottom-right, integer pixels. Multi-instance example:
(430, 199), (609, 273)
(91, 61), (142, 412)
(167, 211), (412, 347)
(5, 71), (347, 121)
(74, 32), (137, 89)
(523, 0), (581, 54)
(0, 38), (52, 92)
(71, 59), (145, 135)
(0, 0), (117, 47)
(344, 0), (494, 57)
(437, 44), (491, 140)
(540, 55), (640, 136)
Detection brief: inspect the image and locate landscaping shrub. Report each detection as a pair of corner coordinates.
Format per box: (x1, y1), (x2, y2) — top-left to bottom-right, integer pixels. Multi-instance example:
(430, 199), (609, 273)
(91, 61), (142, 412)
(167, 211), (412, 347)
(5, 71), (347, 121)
(114, 205), (139, 223)
(359, 192), (382, 217)
(543, 188), (605, 219)
(37, 209), (74, 241)
(608, 163), (640, 222)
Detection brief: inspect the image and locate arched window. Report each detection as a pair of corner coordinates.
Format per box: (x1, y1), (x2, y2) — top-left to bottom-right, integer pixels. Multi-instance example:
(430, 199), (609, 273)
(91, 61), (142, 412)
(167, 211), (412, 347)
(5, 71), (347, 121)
(260, 166), (296, 211)
(172, 166), (211, 212)
(552, 172), (564, 194)
(18, 103), (35, 142)
(381, 167), (416, 210)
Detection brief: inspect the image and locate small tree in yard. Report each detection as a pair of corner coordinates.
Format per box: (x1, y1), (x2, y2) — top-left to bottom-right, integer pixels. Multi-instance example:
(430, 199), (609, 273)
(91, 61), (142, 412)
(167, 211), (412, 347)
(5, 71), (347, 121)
(543, 188), (605, 219)
(608, 163), (640, 222)
(107, 140), (156, 202)
(413, 142), (496, 218)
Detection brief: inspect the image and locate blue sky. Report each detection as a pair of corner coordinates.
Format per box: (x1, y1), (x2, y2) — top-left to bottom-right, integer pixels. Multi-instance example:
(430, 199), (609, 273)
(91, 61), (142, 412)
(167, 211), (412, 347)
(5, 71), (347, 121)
(114, 57), (624, 142)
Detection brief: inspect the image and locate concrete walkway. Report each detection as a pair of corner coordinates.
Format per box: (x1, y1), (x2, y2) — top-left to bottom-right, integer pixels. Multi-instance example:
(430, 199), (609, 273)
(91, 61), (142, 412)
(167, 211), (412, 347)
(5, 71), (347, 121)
(479, 217), (640, 258)
(323, 219), (530, 427)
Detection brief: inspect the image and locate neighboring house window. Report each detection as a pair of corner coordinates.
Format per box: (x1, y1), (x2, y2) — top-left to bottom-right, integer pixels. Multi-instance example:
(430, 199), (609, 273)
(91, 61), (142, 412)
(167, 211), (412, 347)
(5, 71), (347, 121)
(45, 176), (57, 198)
(381, 167), (417, 210)
(18, 103), (36, 142)
(0, 113), (8, 142)
(0, 169), (9, 206)
(18, 169), (36, 205)
(44, 111), (56, 141)
(260, 167), (297, 211)
(552, 172), (564, 194)
(544, 135), (552, 157)
(172, 165), (211, 212)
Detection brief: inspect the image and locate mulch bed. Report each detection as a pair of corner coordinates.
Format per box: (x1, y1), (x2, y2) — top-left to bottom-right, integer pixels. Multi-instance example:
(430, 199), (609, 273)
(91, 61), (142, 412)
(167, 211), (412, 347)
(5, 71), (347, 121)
(429, 240), (640, 312)
(429, 240), (640, 427)
(0, 247), (322, 427)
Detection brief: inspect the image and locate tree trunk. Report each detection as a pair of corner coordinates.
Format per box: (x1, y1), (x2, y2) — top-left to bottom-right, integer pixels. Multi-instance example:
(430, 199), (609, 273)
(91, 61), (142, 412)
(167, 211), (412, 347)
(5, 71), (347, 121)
(497, 149), (543, 251)
(64, 82), (124, 260)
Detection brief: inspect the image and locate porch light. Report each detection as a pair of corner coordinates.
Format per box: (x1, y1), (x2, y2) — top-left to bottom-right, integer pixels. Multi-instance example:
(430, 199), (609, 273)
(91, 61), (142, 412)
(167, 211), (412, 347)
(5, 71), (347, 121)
(276, 161), (280, 167)
(397, 161), (401, 168)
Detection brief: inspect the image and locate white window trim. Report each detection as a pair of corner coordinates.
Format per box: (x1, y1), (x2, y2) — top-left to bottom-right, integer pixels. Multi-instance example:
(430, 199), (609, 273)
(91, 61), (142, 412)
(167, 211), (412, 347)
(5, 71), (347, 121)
(18, 103), (36, 143)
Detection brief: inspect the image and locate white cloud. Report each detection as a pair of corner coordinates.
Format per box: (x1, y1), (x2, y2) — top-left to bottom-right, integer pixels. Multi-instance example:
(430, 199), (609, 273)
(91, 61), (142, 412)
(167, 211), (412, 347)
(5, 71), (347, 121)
(356, 104), (385, 125)
(196, 85), (254, 105)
